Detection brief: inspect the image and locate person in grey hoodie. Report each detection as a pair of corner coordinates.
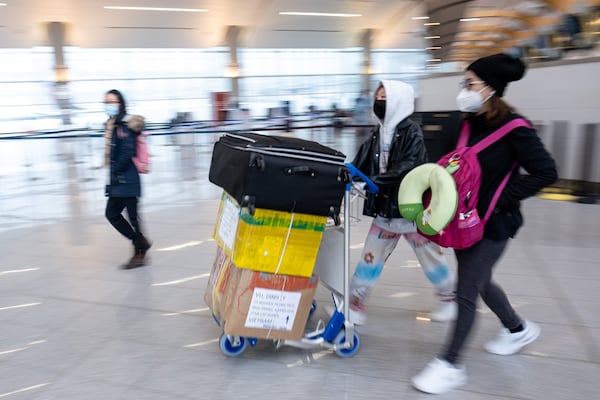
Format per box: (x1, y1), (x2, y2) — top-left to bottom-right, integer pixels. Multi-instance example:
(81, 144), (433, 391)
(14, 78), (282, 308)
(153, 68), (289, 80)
(348, 80), (456, 325)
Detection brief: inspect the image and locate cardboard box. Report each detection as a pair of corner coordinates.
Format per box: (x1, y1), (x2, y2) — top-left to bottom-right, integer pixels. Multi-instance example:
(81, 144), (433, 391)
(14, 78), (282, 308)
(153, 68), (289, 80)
(213, 191), (325, 277)
(204, 246), (236, 326)
(205, 246), (319, 340)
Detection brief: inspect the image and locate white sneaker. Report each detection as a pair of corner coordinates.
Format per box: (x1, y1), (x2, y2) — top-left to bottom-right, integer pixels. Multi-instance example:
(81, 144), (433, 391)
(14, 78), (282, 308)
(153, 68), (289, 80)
(484, 320), (541, 356)
(412, 358), (467, 395)
(348, 304), (367, 325)
(430, 300), (458, 322)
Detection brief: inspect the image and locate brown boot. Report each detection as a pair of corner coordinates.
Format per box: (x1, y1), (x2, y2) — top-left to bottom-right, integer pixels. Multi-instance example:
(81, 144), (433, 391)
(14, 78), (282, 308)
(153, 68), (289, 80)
(121, 250), (146, 270)
(138, 236), (152, 256)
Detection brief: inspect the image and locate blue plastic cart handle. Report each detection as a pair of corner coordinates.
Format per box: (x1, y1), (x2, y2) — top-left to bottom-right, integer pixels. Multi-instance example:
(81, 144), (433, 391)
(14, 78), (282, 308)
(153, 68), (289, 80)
(345, 163), (379, 194)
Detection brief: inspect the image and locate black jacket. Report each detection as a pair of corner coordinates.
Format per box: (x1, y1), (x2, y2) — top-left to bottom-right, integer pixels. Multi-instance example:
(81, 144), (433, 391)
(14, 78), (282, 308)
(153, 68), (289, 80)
(466, 112), (558, 240)
(108, 115), (144, 198)
(352, 118), (428, 218)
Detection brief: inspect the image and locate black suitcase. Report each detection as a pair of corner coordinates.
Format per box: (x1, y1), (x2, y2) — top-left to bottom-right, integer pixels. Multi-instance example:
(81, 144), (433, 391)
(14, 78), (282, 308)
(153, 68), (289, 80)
(209, 132), (349, 217)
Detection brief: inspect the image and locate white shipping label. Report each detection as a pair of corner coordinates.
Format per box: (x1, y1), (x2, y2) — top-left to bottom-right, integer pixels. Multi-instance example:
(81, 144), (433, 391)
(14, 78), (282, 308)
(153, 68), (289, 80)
(244, 288), (302, 331)
(217, 198), (240, 250)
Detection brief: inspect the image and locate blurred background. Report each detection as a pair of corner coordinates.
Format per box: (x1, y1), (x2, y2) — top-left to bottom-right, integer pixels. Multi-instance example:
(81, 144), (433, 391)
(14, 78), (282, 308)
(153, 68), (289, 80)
(2, 1), (599, 222)
(1, 0), (599, 128)
(1, 2), (600, 399)
(1, 1), (599, 200)
(0, 0), (600, 219)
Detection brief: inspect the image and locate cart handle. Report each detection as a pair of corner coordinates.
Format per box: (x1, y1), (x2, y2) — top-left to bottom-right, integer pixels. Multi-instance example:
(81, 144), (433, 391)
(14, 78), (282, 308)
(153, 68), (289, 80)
(345, 163), (379, 194)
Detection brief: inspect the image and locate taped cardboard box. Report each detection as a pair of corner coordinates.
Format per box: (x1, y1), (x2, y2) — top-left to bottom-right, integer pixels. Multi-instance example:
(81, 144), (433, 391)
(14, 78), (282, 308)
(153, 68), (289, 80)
(213, 191), (325, 277)
(205, 246), (319, 340)
(204, 246), (236, 326)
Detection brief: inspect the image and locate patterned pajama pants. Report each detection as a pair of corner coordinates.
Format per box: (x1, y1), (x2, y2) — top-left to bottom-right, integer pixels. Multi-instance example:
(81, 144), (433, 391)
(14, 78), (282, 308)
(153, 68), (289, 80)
(350, 216), (455, 305)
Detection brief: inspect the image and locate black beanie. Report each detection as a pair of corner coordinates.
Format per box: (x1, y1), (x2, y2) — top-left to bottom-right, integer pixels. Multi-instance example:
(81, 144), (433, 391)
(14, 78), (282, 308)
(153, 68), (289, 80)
(467, 53), (526, 97)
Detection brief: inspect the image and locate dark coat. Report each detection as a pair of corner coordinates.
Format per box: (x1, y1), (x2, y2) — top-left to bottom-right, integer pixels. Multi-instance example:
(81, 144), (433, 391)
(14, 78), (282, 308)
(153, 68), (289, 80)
(465, 112), (558, 240)
(352, 118), (428, 218)
(108, 115), (144, 198)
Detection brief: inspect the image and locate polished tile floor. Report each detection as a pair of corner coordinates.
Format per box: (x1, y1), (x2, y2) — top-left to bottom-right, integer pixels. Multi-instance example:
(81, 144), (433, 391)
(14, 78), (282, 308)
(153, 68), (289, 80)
(1, 126), (599, 399)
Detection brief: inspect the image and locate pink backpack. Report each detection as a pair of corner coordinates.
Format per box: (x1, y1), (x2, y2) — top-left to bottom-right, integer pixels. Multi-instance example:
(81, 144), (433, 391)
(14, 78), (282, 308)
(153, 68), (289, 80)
(423, 118), (530, 249)
(133, 133), (150, 174)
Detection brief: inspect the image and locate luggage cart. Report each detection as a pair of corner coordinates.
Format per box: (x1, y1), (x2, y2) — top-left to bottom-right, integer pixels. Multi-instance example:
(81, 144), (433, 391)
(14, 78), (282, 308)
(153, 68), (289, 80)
(218, 163), (378, 357)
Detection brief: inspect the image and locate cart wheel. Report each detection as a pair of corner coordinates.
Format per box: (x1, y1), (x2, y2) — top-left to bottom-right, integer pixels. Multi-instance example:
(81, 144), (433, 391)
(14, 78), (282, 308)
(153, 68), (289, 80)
(219, 334), (247, 356)
(334, 331), (360, 357)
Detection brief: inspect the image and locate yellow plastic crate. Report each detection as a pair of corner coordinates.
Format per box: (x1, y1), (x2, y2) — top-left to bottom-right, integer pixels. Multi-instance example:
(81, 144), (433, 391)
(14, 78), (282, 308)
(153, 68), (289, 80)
(213, 192), (326, 277)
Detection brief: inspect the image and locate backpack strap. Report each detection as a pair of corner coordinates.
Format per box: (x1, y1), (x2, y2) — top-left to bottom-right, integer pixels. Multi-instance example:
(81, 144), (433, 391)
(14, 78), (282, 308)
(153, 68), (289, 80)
(456, 121), (471, 148)
(478, 118), (531, 223)
(471, 118), (531, 154)
(482, 161), (518, 223)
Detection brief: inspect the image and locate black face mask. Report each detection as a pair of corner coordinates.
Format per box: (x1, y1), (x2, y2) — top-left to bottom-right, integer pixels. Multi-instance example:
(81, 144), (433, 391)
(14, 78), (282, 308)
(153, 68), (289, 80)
(373, 100), (386, 120)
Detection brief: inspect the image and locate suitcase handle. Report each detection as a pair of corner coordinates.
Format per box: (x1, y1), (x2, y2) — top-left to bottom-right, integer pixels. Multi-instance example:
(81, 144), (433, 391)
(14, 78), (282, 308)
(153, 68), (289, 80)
(284, 166), (317, 177)
(250, 155), (266, 170)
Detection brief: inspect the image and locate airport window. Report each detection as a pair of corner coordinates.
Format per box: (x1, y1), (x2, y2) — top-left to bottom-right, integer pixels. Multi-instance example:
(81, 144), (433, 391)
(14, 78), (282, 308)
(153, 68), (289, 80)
(64, 48), (231, 125)
(0, 48), (56, 133)
(238, 48), (364, 115)
(1, 46), (429, 133)
(371, 50), (429, 95)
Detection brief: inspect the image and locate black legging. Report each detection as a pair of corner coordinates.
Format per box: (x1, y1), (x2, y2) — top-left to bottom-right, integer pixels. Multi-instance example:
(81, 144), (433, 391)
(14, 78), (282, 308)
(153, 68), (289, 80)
(105, 197), (143, 249)
(442, 238), (522, 364)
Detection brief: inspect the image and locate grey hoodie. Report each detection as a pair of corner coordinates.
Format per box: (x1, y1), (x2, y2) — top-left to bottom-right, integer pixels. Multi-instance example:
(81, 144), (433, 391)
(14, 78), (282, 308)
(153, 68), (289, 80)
(352, 80), (427, 219)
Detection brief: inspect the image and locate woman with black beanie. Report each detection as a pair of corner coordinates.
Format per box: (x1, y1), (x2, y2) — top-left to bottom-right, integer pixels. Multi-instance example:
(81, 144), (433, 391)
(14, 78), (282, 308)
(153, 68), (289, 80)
(412, 54), (558, 394)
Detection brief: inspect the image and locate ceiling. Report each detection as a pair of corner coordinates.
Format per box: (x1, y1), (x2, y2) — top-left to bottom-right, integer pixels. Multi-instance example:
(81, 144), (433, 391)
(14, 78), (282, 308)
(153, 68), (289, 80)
(0, 0), (593, 64)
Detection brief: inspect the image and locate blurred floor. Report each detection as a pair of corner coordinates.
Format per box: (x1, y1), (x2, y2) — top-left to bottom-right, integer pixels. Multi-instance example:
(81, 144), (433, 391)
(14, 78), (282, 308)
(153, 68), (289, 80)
(0, 126), (599, 399)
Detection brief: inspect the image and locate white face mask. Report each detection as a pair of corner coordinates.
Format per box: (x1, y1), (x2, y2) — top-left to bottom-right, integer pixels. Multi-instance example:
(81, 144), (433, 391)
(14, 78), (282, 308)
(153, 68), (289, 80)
(105, 103), (120, 117)
(456, 87), (494, 113)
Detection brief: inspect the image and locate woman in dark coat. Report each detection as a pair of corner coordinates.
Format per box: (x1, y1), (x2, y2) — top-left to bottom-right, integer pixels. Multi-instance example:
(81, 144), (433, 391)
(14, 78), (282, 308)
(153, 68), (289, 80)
(104, 89), (151, 269)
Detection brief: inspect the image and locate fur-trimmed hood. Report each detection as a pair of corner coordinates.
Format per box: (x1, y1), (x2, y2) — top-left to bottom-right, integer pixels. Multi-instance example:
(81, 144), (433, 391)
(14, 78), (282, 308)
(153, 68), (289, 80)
(123, 114), (145, 133)
(104, 114), (145, 168)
